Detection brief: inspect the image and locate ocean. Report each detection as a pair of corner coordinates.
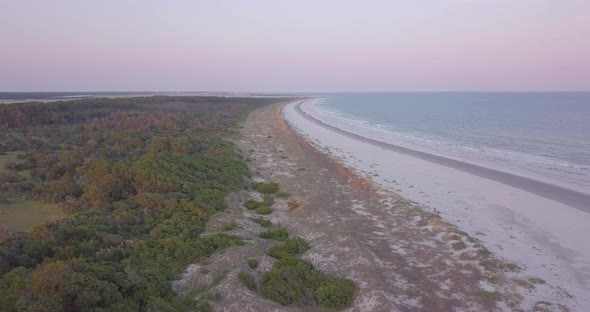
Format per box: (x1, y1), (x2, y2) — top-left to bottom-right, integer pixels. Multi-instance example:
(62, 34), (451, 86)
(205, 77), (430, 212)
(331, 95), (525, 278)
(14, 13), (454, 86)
(302, 92), (590, 192)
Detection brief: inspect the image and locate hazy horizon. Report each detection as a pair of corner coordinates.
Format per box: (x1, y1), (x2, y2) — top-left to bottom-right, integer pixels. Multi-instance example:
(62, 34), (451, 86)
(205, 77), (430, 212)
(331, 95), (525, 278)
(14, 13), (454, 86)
(1, 1), (589, 92)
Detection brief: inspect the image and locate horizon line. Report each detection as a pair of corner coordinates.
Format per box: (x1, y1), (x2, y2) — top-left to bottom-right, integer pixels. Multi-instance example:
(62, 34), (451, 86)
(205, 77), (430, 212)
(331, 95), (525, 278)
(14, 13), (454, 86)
(1, 90), (590, 94)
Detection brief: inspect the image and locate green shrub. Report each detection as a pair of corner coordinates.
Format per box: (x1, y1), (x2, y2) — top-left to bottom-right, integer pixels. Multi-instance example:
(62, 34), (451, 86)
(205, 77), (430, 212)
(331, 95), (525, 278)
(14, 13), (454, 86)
(261, 258), (356, 309)
(238, 271), (256, 291)
(267, 237), (310, 259)
(253, 217), (272, 227)
(247, 259), (259, 269)
(261, 258), (314, 305)
(244, 199), (263, 210)
(315, 277), (357, 310)
(253, 182), (279, 194)
(255, 205), (272, 215)
(203, 233), (245, 250)
(259, 226), (289, 241)
(263, 194), (274, 205)
(276, 191), (291, 198)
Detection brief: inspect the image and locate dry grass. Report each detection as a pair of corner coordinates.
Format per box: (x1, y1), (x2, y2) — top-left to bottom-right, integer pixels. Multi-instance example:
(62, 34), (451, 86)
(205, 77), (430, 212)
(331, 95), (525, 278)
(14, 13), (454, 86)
(0, 198), (62, 232)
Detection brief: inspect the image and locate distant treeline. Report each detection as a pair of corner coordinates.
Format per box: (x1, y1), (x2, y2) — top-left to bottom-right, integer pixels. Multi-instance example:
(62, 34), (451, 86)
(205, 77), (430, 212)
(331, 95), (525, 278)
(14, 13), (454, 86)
(0, 92), (156, 100)
(0, 96), (278, 129)
(0, 96), (287, 311)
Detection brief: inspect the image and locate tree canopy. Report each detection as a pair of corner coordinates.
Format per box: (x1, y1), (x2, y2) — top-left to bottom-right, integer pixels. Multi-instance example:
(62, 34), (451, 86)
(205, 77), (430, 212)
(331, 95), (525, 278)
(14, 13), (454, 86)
(0, 96), (285, 311)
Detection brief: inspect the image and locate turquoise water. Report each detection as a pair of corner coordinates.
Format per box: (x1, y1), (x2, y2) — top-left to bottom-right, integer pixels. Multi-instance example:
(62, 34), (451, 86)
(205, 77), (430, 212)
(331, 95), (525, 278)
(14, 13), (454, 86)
(304, 92), (590, 190)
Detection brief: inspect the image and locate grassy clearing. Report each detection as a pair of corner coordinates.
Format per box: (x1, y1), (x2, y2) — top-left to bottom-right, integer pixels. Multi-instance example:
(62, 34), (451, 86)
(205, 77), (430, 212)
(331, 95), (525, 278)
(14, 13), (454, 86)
(0, 198), (62, 232)
(0, 152), (21, 169)
(0, 151), (30, 180)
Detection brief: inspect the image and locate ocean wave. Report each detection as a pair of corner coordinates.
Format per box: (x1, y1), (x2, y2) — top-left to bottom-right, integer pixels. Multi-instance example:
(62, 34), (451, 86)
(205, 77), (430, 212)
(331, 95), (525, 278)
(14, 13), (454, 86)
(301, 98), (590, 189)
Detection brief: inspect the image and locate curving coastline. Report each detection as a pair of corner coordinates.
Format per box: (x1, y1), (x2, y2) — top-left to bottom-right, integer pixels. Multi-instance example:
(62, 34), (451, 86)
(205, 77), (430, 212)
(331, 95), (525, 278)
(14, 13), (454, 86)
(283, 98), (590, 310)
(240, 102), (580, 311)
(294, 99), (590, 213)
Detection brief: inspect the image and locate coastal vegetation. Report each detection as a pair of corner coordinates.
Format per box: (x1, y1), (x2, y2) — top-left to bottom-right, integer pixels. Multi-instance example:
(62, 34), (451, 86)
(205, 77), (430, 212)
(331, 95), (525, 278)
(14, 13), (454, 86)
(276, 191), (291, 198)
(220, 220), (239, 232)
(247, 259), (258, 269)
(253, 182), (279, 194)
(0, 96), (281, 311)
(252, 217), (272, 228)
(260, 257), (357, 309)
(255, 205), (272, 215)
(243, 199), (263, 210)
(0, 95), (357, 311)
(258, 225), (289, 241)
(237, 271), (256, 291)
(267, 237), (310, 259)
(243, 182), (357, 310)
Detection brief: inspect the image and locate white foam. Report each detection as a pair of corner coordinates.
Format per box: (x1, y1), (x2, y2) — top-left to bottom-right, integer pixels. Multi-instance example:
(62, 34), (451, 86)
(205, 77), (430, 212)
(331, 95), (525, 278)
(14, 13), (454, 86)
(301, 99), (590, 195)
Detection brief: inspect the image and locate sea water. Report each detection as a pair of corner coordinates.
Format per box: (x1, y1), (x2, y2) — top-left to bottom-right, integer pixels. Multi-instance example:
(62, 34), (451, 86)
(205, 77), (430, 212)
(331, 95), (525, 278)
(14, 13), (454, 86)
(302, 92), (590, 192)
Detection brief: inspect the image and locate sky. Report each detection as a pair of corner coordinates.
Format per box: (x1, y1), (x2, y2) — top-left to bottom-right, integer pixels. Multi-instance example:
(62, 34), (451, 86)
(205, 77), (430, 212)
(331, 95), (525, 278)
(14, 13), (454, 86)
(1, 0), (589, 92)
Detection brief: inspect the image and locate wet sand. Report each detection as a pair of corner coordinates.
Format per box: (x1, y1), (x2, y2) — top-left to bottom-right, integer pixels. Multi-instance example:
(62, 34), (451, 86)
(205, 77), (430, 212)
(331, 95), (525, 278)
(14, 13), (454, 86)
(294, 101), (590, 213)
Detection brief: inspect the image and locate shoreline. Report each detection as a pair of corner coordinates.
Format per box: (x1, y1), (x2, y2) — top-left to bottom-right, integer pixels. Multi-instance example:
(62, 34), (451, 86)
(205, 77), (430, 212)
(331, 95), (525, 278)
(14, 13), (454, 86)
(237, 102), (534, 311)
(294, 100), (590, 213)
(282, 99), (590, 310)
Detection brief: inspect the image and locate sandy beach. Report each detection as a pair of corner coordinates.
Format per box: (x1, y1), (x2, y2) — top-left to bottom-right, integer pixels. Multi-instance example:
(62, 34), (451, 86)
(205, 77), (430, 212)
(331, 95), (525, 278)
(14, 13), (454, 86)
(281, 99), (590, 311)
(176, 101), (584, 312)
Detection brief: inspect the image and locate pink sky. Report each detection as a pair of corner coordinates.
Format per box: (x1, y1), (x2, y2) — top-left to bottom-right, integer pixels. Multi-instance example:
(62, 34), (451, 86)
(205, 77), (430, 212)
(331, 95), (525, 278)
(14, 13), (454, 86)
(1, 1), (589, 92)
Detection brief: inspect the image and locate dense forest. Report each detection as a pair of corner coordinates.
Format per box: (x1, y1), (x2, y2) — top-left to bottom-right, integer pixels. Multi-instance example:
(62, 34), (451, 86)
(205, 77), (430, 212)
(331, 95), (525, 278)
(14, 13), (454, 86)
(0, 96), (286, 311)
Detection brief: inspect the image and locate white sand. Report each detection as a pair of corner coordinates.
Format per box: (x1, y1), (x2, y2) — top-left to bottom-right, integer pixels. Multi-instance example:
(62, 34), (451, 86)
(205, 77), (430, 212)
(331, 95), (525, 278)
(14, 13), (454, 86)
(283, 99), (590, 310)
